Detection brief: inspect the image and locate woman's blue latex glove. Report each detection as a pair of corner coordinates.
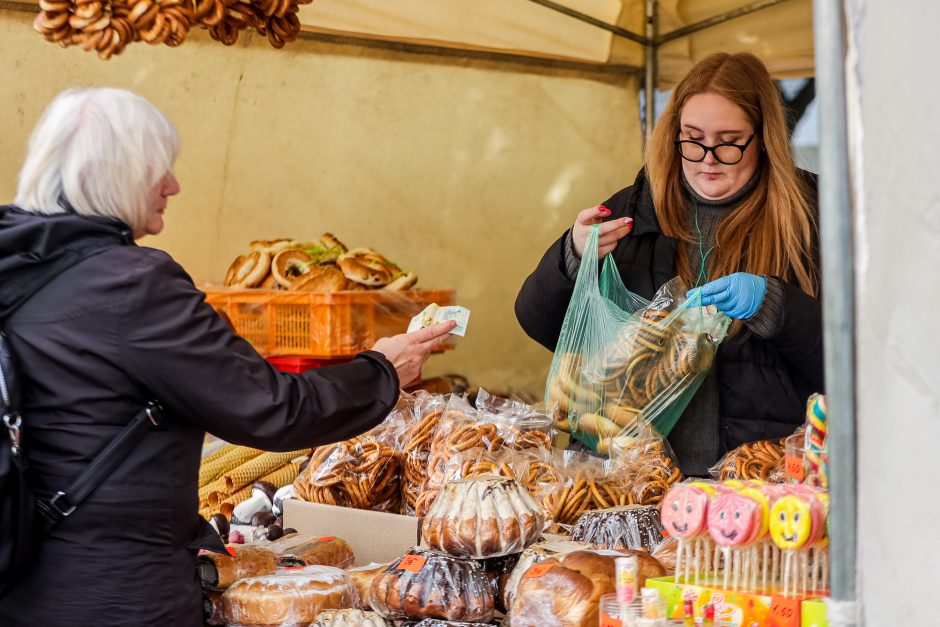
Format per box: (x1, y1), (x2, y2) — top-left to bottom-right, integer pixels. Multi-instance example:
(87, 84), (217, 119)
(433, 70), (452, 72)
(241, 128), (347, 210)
(688, 273), (767, 319)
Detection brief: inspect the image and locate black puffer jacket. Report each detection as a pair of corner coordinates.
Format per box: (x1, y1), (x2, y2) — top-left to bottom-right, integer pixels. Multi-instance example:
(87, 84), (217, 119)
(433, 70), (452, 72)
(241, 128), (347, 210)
(515, 170), (823, 453)
(0, 206), (400, 626)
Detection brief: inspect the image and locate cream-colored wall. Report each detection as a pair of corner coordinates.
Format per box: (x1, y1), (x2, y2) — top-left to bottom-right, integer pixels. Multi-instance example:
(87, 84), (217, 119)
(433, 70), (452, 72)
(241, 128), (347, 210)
(0, 10), (642, 397)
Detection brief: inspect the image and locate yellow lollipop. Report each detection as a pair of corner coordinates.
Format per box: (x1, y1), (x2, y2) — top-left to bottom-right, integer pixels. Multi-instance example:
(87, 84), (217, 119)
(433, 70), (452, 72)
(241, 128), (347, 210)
(770, 495), (811, 549)
(740, 487), (771, 540)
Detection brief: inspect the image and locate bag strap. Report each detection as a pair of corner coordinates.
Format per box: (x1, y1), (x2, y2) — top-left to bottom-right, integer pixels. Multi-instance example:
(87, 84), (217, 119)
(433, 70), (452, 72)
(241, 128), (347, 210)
(0, 243), (162, 533)
(35, 401), (163, 531)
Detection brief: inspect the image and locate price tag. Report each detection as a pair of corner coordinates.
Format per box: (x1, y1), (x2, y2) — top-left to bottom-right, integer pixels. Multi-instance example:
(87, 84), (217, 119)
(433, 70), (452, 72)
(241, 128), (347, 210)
(397, 554), (427, 574)
(770, 595), (801, 627)
(785, 455), (805, 482)
(599, 613), (623, 627)
(226, 546), (238, 557)
(523, 562), (555, 579)
(315, 536), (336, 542)
(283, 566), (308, 571)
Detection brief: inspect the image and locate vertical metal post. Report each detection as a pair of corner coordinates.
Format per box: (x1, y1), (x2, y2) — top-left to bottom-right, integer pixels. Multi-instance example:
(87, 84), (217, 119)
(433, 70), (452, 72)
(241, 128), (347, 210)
(812, 0), (858, 623)
(644, 0), (657, 139)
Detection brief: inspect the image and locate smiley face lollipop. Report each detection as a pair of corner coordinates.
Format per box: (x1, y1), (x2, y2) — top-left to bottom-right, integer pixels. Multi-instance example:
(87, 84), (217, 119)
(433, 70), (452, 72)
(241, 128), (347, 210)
(662, 484), (710, 539)
(707, 492), (760, 547)
(770, 495), (812, 549)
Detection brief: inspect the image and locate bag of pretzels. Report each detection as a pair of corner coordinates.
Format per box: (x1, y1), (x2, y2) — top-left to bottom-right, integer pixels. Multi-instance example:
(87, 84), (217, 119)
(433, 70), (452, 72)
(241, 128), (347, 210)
(545, 225), (731, 453)
(293, 403), (410, 513)
(708, 437), (786, 482)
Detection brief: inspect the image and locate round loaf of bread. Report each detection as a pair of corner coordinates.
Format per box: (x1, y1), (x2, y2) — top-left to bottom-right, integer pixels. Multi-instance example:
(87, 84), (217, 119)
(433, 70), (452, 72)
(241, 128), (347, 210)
(222, 565), (354, 627)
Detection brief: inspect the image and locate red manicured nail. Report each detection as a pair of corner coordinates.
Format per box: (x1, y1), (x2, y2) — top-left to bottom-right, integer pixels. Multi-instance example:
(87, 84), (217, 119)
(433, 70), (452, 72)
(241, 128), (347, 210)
(599, 205), (611, 214)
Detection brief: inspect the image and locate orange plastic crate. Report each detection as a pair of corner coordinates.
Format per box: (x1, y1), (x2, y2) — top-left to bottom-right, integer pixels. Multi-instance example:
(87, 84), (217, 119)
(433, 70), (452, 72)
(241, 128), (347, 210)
(204, 288), (457, 359)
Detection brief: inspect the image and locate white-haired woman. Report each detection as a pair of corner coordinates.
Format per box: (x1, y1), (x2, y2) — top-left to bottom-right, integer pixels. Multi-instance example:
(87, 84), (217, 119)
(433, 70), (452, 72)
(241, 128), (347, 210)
(0, 88), (453, 626)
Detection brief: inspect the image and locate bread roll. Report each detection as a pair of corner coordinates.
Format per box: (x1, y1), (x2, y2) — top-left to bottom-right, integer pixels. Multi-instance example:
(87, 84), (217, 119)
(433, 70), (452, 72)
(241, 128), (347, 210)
(222, 565), (354, 627)
(197, 545), (278, 591)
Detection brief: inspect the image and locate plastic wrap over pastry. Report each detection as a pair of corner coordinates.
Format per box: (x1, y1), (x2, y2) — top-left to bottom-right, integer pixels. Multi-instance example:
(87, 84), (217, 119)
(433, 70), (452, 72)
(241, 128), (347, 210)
(509, 550), (665, 627)
(203, 590), (225, 625)
(222, 565), (355, 627)
(410, 621), (496, 627)
(198, 544), (278, 591)
(480, 553), (520, 614)
(570, 505), (664, 552)
(474, 388), (554, 451)
(402, 393), (450, 515)
(369, 548), (494, 622)
(347, 562), (390, 610)
(311, 608), (393, 627)
(500, 540), (595, 614)
(267, 534), (355, 569)
(608, 434), (684, 506)
(709, 437), (786, 481)
(421, 476), (545, 558)
(294, 409), (408, 513)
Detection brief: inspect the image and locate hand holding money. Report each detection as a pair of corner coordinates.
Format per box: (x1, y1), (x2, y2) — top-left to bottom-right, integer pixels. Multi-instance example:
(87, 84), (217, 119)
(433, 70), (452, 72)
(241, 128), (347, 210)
(408, 303), (471, 337)
(372, 320), (457, 385)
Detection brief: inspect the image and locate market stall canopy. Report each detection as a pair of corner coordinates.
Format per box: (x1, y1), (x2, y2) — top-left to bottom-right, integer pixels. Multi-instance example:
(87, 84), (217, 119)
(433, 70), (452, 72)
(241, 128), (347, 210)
(298, 0), (814, 87)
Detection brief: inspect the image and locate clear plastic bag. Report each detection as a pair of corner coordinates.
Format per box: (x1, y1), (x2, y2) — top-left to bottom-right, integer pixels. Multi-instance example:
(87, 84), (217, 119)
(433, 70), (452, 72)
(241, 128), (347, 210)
(536, 450), (608, 526)
(421, 476), (545, 558)
(608, 432), (684, 506)
(570, 505), (665, 552)
(545, 226), (730, 452)
(499, 540), (596, 613)
(369, 548), (495, 622)
(293, 425), (403, 513)
(311, 608), (393, 627)
(401, 392), (450, 515)
(222, 565), (355, 627)
(709, 438), (786, 482)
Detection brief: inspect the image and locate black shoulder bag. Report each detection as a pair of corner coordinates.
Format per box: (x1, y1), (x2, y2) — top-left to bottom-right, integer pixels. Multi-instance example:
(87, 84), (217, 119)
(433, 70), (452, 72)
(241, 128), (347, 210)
(0, 330), (162, 597)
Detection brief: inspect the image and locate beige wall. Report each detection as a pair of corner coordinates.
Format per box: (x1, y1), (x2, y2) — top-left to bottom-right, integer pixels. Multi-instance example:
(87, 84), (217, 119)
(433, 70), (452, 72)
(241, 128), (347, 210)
(0, 10), (642, 397)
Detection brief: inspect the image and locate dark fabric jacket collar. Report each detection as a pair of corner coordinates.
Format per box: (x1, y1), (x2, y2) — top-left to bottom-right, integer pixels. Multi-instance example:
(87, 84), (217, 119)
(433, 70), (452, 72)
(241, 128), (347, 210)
(0, 205), (133, 318)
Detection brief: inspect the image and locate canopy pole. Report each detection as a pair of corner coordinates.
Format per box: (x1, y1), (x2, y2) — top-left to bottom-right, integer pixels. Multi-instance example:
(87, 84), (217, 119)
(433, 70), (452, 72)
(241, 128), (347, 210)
(656, 0), (791, 45)
(524, 0), (648, 45)
(812, 0), (859, 624)
(644, 0), (657, 140)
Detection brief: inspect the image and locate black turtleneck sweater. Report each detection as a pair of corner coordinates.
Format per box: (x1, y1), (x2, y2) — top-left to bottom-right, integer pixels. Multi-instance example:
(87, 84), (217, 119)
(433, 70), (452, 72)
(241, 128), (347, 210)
(563, 171), (785, 475)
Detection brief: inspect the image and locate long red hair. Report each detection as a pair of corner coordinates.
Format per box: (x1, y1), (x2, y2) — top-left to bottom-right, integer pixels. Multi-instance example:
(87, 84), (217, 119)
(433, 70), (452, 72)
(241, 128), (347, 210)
(645, 52), (818, 297)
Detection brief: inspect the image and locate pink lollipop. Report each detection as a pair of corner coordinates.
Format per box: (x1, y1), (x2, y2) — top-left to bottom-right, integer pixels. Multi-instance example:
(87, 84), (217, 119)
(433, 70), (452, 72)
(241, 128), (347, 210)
(707, 492), (760, 547)
(662, 484), (710, 539)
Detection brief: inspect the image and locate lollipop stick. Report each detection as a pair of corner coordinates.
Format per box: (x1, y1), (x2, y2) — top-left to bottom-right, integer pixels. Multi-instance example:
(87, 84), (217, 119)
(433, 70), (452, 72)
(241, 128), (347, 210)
(723, 547), (730, 590)
(811, 547), (819, 593)
(783, 552), (791, 597)
(822, 550), (829, 592)
(762, 543), (770, 593)
(772, 546), (780, 592)
(693, 539), (700, 584)
(675, 539), (683, 583)
(802, 550), (810, 595)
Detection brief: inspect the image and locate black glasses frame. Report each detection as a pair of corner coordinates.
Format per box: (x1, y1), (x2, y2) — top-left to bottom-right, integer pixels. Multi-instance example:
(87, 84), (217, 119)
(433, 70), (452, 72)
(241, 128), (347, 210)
(674, 134), (756, 165)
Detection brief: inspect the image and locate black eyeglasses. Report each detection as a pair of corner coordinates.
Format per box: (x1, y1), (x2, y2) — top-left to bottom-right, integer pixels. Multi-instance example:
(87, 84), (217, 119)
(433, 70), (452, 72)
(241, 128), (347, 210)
(674, 134), (755, 165)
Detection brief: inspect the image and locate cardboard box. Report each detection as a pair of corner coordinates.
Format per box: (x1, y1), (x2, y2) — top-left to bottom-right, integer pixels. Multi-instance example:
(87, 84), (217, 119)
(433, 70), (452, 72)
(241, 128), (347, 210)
(645, 576), (823, 627)
(284, 500), (419, 566)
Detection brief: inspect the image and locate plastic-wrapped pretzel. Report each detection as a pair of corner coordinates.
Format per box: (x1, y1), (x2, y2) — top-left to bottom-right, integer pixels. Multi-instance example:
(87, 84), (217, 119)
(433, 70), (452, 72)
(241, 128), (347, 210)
(713, 438), (784, 481)
(543, 478), (592, 525)
(588, 478), (633, 509)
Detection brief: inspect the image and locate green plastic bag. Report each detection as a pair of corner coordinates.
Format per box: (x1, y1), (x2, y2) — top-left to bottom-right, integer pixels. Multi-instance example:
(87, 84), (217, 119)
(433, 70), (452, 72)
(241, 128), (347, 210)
(545, 225), (731, 452)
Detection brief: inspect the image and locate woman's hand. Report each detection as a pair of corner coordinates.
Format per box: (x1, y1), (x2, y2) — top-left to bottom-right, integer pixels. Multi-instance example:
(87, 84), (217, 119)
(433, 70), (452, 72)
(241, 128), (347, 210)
(371, 321), (457, 385)
(689, 272), (767, 319)
(571, 205), (634, 258)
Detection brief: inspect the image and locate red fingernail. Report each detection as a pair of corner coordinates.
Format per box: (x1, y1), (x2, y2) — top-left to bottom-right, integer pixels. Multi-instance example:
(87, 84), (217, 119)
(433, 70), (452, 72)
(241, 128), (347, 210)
(599, 205), (611, 214)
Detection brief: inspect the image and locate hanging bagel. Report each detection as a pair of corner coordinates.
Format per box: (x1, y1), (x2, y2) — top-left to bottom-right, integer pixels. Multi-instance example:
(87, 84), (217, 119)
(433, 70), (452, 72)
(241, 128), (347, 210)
(271, 249), (315, 289)
(337, 248), (397, 287)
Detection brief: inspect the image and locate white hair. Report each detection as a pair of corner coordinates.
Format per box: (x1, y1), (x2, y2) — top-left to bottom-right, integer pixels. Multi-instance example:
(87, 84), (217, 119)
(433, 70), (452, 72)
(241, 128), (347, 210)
(15, 87), (179, 232)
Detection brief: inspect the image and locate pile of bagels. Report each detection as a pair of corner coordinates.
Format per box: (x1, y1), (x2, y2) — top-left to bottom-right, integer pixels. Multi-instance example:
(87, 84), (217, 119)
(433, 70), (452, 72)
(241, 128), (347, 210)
(224, 233), (419, 292)
(33, 0), (310, 60)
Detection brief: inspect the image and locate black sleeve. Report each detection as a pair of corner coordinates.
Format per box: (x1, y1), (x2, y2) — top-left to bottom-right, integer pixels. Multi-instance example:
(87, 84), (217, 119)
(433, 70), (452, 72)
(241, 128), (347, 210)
(118, 250), (400, 451)
(514, 231), (577, 352)
(766, 279), (825, 391)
